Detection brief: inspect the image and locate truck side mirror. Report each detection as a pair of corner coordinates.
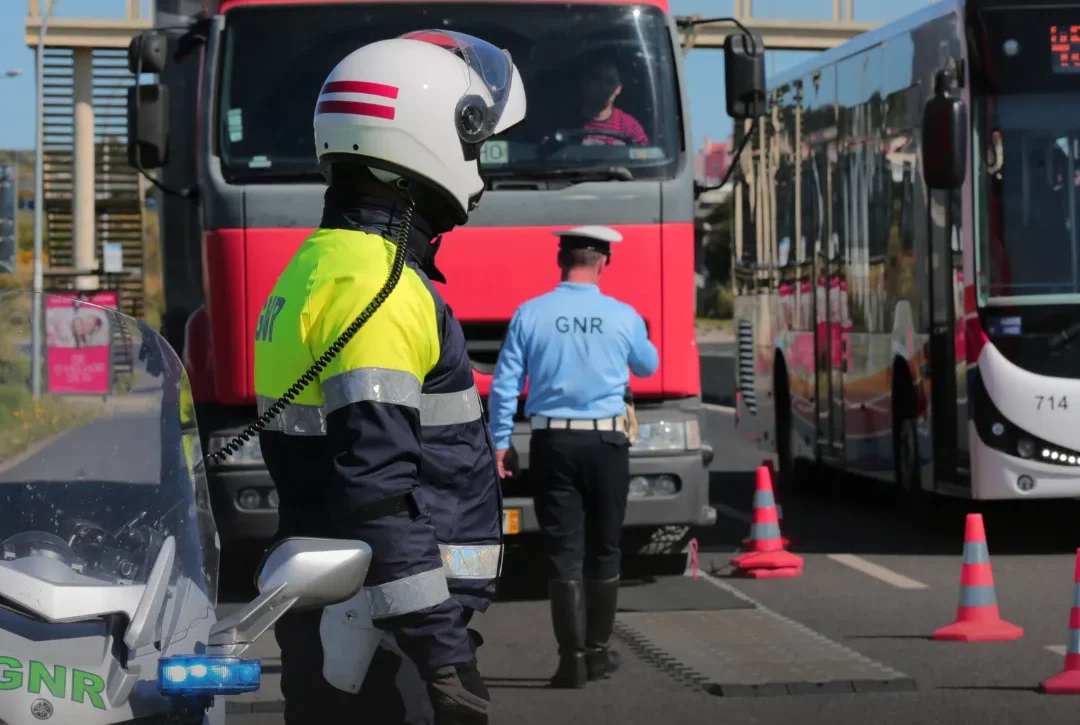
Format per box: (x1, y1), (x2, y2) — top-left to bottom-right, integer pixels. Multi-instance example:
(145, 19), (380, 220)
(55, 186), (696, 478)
(922, 93), (967, 190)
(723, 33), (767, 120)
(128, 32), (168, 75)
(127, 83), (170, 170)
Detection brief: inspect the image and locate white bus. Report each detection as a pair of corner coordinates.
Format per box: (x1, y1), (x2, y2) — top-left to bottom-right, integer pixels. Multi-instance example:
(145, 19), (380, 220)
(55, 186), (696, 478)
(730, 0), (1080, 504)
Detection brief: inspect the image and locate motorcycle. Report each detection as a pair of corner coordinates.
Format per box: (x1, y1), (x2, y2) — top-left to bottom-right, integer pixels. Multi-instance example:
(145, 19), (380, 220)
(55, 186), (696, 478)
(0, 291), (372, 724)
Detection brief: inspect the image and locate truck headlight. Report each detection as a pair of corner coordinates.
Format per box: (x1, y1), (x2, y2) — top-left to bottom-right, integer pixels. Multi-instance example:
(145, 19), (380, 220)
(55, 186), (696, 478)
(631, 419), (700, 452)
(208, 434), (264, 466)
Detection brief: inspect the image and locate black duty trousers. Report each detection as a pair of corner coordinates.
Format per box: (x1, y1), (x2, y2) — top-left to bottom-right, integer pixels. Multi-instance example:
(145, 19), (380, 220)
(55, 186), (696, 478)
(530, 428), (632, 581)
(275, 607), (476, 725)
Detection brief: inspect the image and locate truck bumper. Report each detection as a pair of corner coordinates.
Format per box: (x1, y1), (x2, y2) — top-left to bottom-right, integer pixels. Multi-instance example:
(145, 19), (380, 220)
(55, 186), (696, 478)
(500, 418), (717, 535)
(206, 413), (718, 545)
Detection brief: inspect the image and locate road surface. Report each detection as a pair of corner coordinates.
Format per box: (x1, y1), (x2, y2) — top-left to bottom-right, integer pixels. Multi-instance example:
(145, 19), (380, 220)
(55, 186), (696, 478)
(4, 359), (1079, 724)
(222, 404), (1080, 724)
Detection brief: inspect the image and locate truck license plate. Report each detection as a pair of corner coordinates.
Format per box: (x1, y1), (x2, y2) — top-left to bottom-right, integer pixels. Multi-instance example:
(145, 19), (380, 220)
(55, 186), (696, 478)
(503, 509), (521, 535)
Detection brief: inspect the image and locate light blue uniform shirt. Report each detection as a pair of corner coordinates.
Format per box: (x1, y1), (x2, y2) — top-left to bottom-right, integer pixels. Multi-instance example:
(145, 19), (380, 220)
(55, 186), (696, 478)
(487, 281), (660, 450)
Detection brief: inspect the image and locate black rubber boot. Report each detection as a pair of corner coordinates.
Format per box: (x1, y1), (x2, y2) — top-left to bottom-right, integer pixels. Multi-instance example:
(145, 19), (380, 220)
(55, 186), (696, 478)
(548, 579), (587, 688)
(585, 576), (622, 680)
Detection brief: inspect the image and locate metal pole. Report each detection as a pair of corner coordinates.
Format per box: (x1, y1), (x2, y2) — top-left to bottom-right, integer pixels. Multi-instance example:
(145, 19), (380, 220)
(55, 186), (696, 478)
(30, 0), (55, 399)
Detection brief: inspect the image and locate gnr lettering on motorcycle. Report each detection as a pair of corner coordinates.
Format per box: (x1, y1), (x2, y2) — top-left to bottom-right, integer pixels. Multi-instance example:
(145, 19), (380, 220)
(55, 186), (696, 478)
(0, 656), (106, 709)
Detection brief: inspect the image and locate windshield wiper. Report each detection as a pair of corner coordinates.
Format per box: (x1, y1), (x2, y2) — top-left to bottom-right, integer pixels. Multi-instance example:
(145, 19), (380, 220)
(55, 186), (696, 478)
(226, 169), (325, 183)
(1048, 320), (1080, 351)
(485, 166), (634, 183)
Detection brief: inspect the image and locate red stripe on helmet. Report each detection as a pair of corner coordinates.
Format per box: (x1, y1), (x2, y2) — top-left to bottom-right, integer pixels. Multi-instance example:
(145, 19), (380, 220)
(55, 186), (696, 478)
(316, 100), (396, 120)
(404, 31), (458, 48)
(320, 80), (400, 99)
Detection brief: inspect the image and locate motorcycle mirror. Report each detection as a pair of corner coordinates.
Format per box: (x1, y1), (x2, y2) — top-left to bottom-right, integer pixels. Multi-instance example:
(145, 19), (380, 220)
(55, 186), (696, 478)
(255, 537), (373, 611)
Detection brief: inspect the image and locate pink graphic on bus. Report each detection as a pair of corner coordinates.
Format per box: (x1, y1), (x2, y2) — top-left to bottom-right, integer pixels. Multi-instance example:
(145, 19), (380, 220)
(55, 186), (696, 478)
(46, 291), (118, 395)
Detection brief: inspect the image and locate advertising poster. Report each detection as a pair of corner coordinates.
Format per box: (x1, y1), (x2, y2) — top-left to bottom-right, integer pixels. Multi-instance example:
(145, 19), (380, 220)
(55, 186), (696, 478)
(45, 291), (119, 395)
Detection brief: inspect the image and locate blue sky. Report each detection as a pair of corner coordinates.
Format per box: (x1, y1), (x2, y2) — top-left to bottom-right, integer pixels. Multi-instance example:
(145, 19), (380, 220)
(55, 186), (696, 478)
(0, 0), (936, 152)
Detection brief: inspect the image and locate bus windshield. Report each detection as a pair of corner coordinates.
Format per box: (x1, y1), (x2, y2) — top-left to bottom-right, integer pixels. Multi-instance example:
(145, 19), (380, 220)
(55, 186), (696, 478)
(216, 3), (681, 183)
(974, 7), (1080, 304)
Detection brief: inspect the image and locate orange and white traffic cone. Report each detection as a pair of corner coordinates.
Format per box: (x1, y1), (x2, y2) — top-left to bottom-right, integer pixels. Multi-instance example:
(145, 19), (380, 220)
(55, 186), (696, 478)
(933, 513), (1023, 642)
(1040, 549), (1080, 694)
(743, 460), (792, 548)
(731, 465), (803, 578)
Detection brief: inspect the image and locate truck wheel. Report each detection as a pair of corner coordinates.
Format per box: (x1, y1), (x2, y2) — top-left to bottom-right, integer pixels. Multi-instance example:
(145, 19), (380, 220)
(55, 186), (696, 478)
(624, 525), (692, 556)
(621, 526), (692, 576)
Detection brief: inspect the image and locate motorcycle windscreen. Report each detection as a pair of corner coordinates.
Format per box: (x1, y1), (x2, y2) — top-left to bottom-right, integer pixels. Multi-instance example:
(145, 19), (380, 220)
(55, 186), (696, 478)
(0, 291), (220, 621)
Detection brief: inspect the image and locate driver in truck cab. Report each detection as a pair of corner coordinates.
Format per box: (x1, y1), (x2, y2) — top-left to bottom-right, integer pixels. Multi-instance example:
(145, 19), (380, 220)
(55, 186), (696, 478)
(579, 58), (649, 146)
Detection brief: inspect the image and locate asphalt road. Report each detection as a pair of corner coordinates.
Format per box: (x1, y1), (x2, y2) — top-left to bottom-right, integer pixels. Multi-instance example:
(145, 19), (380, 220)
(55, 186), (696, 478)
(8, 350), (1080, 724)
(226, 403), (1080, 725)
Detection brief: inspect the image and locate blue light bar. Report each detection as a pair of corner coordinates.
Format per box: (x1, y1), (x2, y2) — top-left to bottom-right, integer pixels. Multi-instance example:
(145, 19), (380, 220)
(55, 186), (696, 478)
(158, 656), (261, 696)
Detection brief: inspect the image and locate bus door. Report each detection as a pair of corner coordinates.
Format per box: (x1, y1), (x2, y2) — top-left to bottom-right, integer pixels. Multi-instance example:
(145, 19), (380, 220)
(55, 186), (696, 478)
(826, 240), (847, 459)
(927, 188), (958, 485)
(811, 151), (837, 458)
(822, 145), (846, 461)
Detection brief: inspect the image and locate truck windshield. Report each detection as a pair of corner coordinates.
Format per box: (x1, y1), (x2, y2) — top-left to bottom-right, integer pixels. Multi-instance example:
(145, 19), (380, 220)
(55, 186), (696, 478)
(216, 3), (681, 183)
(973, 7), (1080, 304)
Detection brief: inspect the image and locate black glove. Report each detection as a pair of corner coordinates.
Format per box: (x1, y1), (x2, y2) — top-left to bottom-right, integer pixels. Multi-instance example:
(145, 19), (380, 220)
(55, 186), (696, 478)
(427, 661), (490, 725)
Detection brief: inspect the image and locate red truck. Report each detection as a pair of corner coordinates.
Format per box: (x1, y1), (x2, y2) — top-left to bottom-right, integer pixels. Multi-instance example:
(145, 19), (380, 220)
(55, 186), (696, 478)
(130, 0), (742, 562)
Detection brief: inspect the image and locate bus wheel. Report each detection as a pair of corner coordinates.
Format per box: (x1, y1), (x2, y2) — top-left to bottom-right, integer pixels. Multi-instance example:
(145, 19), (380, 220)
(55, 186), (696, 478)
(893, 399), (929, 515)
(895, 415), (919, 494)
(775, 379), (813, 495)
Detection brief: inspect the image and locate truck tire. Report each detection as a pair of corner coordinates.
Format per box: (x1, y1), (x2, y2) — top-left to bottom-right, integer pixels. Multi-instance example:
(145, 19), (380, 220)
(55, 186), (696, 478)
(623, 524), (691, 555)
(622, 525), (692, 576)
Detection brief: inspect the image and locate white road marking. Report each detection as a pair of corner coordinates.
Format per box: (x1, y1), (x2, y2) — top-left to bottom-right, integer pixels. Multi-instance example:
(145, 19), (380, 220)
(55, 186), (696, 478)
(1046, 645), (1068, 657)
(826, 554), (930, 590)
(703, 403), (734, 412)
(712, 502), (753, 525)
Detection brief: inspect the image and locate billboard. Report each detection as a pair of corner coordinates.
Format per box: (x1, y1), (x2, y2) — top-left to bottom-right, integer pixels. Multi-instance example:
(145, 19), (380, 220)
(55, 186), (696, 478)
(45, 291), (120, 395)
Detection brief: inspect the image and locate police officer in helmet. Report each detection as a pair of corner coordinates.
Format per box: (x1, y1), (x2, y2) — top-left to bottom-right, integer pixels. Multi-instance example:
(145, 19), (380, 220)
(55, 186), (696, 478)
(253, 30), (526, 724)
(487, 226), (659, 688)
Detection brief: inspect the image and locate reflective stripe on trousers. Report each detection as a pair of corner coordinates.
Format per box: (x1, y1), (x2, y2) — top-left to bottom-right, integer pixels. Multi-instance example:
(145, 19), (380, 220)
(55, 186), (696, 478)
(256, 367), (483, 436)
(363, 544), (502, 619)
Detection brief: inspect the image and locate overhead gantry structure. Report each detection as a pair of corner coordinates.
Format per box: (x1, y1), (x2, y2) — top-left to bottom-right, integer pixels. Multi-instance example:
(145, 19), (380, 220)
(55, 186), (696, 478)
(676, 0), (881, 52)
(24, 0), (151, 316)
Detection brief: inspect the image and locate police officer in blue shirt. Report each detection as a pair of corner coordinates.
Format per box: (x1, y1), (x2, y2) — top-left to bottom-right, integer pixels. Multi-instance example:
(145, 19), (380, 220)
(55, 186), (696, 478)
(487, 225), (659, 689)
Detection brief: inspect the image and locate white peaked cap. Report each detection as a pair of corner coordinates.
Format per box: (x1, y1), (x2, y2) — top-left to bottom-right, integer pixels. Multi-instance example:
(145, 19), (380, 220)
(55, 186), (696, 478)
(553, 225), (624, 244)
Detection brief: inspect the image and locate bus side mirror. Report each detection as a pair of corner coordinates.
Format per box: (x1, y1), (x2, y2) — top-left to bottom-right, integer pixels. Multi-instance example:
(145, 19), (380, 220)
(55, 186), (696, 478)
(127, 83), (170, 170)
(922, 94), (967, 190)
(723, 33), (767, 120)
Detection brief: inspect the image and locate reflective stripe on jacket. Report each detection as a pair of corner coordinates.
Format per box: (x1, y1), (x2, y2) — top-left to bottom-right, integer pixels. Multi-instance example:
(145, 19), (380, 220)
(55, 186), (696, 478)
(254, 227), (502, 620)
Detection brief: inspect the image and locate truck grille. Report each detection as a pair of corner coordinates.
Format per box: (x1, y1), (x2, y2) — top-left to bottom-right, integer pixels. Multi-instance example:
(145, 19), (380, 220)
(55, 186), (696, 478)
(460, 321), (507, 374)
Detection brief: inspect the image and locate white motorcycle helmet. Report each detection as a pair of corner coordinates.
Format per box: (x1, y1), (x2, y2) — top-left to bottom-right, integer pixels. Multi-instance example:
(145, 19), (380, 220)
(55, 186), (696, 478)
(313, 29), (527, 224)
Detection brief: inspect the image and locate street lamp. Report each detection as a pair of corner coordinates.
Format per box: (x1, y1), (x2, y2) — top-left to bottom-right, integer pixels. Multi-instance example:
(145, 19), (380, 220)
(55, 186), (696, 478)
(30, 0), (58, 399)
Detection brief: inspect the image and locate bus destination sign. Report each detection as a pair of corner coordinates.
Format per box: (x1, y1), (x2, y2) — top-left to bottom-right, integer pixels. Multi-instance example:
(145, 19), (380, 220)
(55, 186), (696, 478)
(1051, 25), (1080, 73)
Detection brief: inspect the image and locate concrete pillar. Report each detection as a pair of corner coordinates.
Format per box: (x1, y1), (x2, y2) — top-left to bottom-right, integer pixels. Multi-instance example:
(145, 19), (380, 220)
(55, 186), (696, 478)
(72, 47), (97, 290)
(845, 0), (854, 21)
(833, 0), (842, 21)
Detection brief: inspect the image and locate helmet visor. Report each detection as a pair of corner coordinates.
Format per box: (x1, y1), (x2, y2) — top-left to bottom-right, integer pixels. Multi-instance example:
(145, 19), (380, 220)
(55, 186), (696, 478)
(399, 29), (514, 143)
